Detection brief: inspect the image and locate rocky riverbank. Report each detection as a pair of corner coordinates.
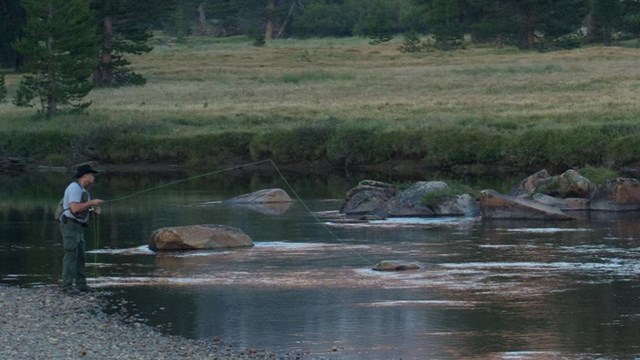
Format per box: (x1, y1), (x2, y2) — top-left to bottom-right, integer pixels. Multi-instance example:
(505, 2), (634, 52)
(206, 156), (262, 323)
(0, 285), (311, 360)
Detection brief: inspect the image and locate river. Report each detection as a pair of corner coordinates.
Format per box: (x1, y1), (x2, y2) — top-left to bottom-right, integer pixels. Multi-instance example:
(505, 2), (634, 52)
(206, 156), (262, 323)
(1, 169), (639, 359)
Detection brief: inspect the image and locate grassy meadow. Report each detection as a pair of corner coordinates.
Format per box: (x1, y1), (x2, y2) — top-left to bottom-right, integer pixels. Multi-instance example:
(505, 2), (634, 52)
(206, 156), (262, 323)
(2, 36), (640, 172)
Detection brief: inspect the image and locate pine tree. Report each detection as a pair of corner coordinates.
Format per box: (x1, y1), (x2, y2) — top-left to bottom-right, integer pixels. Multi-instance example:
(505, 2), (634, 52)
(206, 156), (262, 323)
(91, 0), (173, 87)
(591, 0), (624, 46)
(464, 0), (587, 49)
(356, 0), (396, 44)
(13, 0), (98, 116)
(426, 0), (464, 50)
(0, 0), (26, 69)
(398, 30), (427, 52)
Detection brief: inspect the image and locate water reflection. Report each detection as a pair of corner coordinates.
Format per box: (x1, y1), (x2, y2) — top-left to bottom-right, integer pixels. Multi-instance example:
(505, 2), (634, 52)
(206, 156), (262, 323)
(1, 171), (640, 358)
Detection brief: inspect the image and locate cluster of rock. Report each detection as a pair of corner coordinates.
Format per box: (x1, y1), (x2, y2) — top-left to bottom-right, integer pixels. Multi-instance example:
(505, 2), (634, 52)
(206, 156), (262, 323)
(146, 172), (640, 256)
(340, 169), (640, 221)
(340, 180), (479, 217)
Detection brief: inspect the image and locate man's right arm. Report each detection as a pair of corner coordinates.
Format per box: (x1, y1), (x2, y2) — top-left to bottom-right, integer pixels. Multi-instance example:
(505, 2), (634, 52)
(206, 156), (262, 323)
(69, 199), (103, 215)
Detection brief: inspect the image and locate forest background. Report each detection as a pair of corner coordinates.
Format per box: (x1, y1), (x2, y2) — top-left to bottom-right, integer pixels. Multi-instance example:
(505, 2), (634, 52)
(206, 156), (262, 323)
(2, 0), (640, 176)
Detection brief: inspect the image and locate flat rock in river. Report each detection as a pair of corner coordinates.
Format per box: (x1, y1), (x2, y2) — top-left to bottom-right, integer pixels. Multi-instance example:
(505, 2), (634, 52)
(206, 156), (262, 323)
(149, 224), (254, 251)
(479, 190), (574, 220)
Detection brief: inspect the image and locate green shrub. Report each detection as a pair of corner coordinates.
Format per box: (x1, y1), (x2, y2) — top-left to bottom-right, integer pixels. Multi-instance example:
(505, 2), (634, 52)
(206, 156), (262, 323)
(398, 31), (426, 53)
(577, 165), (619, 185)
(423, 126), (505, 166)
(605, 133), (640, 167)
(326, 125), (386, 166)
(251, 34), (266, 47)
(422, 181), (479, 207)
(0, 130), (70, 159)
(249, 123), (335, 163)
(372, 129), (428, 160)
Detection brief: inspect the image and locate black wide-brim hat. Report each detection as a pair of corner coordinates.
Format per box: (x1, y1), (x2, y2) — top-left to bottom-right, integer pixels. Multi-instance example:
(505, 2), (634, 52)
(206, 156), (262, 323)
(75, 164), (99, 178)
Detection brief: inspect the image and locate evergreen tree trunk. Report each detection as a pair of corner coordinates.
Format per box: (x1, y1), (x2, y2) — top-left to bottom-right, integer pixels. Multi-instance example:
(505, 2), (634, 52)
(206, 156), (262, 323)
(94, 15), (113, 87)
(0, 73), (6, 102)
(276, 0), (296, 39)
(584, 5), (596, 44)
(47, 35), (57, 115)
(603, 25), (612, 46)
(46, 4), (57, 115)
(265, 0), (275, 40)
(517, 11), (537, 49)
(197, 2), (207, 35)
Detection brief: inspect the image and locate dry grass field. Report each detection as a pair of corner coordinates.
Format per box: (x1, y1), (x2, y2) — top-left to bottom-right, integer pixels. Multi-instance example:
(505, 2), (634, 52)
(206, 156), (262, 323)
(2, 36), (640, 170)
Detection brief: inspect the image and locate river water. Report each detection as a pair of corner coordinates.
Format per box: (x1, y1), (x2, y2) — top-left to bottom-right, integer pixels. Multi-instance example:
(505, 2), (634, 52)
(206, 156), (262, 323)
(1, 169), (639, 359)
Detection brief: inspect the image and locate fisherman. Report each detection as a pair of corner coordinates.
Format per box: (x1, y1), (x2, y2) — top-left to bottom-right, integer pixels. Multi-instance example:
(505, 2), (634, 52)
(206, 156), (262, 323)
(59, 164), (104, 294)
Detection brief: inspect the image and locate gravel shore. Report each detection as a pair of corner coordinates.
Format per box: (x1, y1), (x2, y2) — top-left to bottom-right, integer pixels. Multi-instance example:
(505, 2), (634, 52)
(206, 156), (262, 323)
(0, 285), (310, 360)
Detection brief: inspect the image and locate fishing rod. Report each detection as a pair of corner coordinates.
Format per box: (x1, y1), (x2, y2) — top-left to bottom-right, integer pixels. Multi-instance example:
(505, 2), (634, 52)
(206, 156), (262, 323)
(91, 159), (373, 266)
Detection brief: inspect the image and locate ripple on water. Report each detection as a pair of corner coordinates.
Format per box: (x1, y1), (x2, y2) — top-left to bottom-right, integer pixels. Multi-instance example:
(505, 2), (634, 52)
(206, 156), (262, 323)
(360, 300), (477, 308)
(502, 227), (591, 233)
(88, 245), (155, 256)
(326, 216), (479, 228)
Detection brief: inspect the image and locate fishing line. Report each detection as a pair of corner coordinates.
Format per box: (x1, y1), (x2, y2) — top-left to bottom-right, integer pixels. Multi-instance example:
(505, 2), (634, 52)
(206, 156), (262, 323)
(92, 213), (99, 278)
(267, 159), (374, 266)
(90, 159), (275, 278)
(105, 159), (276, 204)
(92, 158), (374, 268)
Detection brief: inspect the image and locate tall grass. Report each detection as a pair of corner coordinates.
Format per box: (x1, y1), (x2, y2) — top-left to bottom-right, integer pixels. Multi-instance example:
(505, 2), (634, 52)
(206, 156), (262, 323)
(2, 36), (640, 170)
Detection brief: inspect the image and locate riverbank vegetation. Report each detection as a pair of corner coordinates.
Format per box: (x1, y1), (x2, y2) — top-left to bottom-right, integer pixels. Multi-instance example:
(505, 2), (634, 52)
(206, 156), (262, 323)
(2, 36), (640, 173)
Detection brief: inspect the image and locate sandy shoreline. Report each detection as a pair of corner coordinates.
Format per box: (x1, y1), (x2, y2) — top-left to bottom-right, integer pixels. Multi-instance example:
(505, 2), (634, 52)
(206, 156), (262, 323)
(0, 285), (314, 360)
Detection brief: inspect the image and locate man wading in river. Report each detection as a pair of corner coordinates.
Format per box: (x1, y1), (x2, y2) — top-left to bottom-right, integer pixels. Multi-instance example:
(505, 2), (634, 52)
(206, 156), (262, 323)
(59, 164), (104, 294)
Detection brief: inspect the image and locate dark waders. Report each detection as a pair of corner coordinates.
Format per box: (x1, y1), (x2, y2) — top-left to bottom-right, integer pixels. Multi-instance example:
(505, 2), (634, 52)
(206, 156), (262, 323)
(60, 219), (87, 291)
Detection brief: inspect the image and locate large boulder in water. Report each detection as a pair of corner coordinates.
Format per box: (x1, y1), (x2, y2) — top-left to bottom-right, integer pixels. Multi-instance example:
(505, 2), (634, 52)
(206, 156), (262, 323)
(510, 169), (593, 199)
(149, 224), (253, 251)
(509, 169), (552, 196)
(340, 180), (398, 215)
(479, 190), (574, 220)
(537, 169), (594, 198)
(225, 188), (293, 204)
(379, 181), (449, 217)
(589, 178), (640, 211)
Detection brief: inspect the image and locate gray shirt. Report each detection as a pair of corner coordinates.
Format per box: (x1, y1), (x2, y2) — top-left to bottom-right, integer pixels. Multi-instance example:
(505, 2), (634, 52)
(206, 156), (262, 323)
(62, 182), (91, 223)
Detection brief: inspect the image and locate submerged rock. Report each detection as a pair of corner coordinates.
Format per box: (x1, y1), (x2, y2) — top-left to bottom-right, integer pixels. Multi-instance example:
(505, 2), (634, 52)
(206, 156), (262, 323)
(225, 188), (293, 204)
(227, 202), (293, 215)
(479, 190), (574, 220)
(149, 224), (253, 251)
(372, 260), (421, 272)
